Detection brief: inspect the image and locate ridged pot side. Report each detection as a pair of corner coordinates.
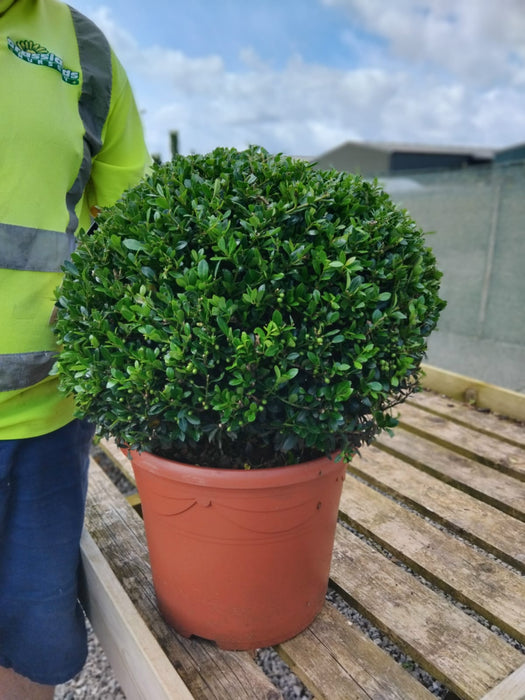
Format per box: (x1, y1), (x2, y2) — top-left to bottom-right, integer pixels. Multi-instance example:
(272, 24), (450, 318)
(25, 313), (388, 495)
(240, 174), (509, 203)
(129, 449), (347, 650)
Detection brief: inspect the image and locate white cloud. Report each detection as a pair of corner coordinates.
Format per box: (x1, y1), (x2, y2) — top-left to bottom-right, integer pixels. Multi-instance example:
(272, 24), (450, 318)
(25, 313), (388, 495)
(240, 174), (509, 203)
(91, 3), (525, 158)
(322, 0), (525, 86)
(90, 7), (225, 89)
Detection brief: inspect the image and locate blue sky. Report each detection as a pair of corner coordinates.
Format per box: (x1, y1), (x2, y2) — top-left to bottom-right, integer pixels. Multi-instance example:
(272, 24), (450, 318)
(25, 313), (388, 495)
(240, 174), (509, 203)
(71, 0), (525, 159)
(75, 0), (367, 70)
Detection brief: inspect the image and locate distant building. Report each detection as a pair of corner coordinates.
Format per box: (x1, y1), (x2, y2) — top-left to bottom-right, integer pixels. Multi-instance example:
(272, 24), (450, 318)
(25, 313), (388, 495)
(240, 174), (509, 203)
(494, 142), (525, 164)
(312, 141), (496, 176)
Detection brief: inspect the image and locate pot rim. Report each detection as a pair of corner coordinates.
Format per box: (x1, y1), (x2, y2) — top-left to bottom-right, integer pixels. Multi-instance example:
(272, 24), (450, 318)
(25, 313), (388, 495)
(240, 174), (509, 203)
(127, 448), (345, 489)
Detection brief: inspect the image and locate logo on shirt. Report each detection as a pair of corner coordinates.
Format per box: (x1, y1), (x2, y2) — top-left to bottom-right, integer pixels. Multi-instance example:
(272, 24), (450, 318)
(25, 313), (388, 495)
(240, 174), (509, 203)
(7, 38), (80, 85)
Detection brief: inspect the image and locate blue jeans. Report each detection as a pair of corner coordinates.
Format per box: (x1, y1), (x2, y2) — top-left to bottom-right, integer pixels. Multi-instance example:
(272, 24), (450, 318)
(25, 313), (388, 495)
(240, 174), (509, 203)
(0, 419), (95, 684)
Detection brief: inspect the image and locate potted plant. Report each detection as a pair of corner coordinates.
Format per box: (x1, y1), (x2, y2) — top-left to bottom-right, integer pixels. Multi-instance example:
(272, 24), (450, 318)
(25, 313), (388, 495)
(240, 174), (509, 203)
(54, 146), (445, 649)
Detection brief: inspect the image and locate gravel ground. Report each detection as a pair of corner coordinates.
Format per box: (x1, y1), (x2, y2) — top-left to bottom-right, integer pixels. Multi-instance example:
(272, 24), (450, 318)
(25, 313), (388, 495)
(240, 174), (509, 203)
(53, 588), (448, 700)
(55, 621), (125, 700)
(56, 528), (522, 699)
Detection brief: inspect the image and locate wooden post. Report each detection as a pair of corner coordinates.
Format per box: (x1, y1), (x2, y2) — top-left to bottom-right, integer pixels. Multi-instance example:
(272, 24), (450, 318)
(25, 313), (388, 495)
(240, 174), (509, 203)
(170, 130), (179, 158)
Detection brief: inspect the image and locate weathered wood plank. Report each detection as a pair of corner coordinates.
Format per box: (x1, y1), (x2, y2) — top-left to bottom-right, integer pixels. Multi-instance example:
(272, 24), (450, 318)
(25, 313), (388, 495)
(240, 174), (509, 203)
(80, 530), (194, 700)
(88, 385), (525, 700)
(348, 445), (525, 572)
(397, 402), (525, 481)
(481, 662), (525, 700)
(277, 603), (435, 700)
(99, 437), (136, 485)
(408, 391), (525, 449)
(421, 364), (525, 423)
(338, 476), (525, 644)
(85, 458), (283, 700)
(374, 427), (525, 520)
(330, 525), (524, 700)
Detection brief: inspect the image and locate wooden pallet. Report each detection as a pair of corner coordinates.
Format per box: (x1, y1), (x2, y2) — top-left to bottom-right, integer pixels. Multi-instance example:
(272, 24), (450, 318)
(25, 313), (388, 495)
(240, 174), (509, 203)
(81, 365), (525, 700)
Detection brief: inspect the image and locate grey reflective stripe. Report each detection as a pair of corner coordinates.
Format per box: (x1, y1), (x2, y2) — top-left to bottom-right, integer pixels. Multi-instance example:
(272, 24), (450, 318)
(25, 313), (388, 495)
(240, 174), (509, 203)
(0, 10), (111, 393)
(0, 352), (57, 392)
(0, 223), (76, 272)
(65, 6), (112, 234)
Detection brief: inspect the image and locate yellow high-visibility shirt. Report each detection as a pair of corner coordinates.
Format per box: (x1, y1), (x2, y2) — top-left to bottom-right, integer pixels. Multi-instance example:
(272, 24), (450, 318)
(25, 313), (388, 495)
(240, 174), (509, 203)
(0, 0), (150, 438)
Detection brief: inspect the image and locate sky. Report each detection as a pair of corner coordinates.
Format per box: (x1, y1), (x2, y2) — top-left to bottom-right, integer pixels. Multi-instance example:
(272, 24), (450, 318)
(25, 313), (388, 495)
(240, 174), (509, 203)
(70, 0), (525, 161)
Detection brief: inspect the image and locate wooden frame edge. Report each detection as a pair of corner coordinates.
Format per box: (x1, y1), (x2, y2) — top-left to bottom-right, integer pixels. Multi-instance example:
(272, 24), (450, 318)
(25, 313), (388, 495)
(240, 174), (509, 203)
(421, 364), (525, 423)
(80, 529), (194, 700)
(480, 662), (525, 700)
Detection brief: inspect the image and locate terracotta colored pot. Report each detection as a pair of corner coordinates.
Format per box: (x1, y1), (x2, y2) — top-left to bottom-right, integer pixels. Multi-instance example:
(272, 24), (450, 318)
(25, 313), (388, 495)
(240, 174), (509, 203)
(128, 449), (347, 650)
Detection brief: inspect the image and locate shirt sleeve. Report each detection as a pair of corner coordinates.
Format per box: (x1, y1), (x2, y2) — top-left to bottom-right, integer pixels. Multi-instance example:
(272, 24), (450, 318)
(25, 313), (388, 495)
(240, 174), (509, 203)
(85, 50), (151, 210)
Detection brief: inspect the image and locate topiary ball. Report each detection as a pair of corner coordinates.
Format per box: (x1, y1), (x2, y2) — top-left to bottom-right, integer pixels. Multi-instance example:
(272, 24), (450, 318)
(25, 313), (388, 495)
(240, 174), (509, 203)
(54, 146), (445, 468)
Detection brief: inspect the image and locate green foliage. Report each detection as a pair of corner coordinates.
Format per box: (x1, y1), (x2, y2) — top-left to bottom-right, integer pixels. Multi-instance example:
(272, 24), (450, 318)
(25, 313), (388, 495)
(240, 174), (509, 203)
(54, 146), (446, 468)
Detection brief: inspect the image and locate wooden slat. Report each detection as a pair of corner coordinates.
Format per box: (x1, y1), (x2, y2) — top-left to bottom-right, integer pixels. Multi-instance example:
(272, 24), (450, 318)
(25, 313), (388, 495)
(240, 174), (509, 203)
(85, 458), (283, 700)
(126, 492), (142, 509)
(98, 437), (136, 485)
(330, 525), (524, 700)
(348, 445), (525, 572)
(277, 603), (435, 700)
(374, 427), (525, 521)
(80, 530), (194, 700)
(86, 383), (525, 700)
(397, 403), (525, 481)
(481, 663), (525, 700)
(338, 476), (525, 644)
(421, 364), (525, 423)
(408, 391), (525, 449)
